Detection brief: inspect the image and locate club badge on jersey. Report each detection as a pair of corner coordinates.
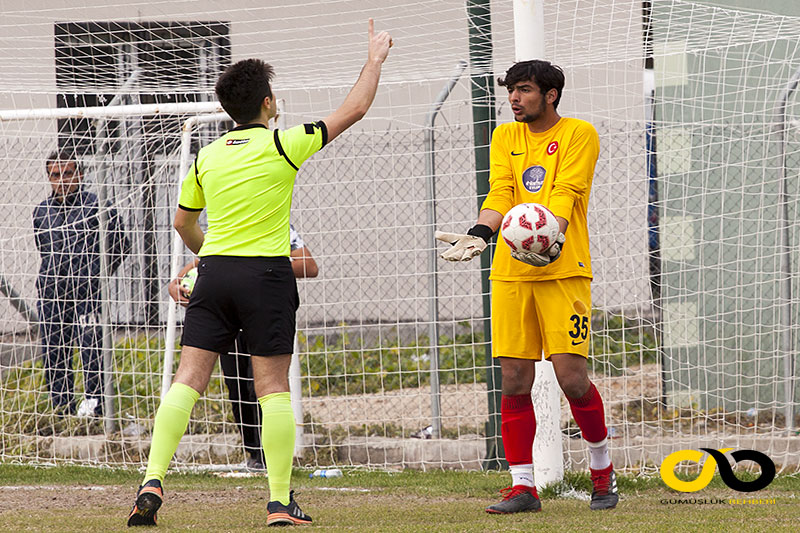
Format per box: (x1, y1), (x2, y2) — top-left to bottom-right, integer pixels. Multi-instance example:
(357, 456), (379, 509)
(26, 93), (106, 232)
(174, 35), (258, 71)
(522, 165), (546, 193)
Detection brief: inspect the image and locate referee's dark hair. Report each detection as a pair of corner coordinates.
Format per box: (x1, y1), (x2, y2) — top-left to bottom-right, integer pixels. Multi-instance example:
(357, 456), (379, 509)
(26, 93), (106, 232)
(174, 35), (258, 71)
(215, 59), (275, 124)
(45, 150), (81, 176)
(498, 60), (565, 110)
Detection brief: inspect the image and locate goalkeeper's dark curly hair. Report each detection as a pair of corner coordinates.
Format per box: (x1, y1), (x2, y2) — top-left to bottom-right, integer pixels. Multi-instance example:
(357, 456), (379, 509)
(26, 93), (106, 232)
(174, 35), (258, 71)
(498, 60), (565, 110)
(215, 58), (275, 124)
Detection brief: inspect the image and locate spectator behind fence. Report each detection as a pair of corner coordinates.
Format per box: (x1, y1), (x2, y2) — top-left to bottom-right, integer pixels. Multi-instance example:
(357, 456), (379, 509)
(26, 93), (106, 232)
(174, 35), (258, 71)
(33, 150), (130, 418)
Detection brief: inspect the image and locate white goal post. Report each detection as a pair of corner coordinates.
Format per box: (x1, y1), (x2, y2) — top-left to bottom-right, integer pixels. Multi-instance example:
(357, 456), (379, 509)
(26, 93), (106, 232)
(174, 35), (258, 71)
(0, 99), (311, 463)
(513, 0), (564, 488)
(0, 101), (224, 435)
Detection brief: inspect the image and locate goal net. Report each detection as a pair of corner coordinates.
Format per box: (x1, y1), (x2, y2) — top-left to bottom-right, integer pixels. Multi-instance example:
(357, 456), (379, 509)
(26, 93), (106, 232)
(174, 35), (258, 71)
(0, 0), (798, 475)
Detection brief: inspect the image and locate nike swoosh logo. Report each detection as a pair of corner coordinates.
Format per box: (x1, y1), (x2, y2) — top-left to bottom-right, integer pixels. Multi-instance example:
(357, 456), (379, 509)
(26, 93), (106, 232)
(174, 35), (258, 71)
(571, 339), (585, 346)
(511, 151), (525, 156)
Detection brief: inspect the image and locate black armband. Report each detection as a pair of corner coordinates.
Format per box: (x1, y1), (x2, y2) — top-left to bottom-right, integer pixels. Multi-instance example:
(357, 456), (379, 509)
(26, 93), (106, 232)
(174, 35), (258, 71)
(467, 224), (495, 244)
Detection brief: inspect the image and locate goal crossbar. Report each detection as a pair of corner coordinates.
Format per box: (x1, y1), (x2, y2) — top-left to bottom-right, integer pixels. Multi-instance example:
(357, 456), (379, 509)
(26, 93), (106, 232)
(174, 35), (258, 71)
(0, 101), (224, 123)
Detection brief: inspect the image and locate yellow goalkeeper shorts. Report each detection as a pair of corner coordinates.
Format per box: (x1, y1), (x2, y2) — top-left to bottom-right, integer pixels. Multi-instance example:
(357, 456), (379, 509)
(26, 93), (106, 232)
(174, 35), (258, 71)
(491, 276), (591, 360)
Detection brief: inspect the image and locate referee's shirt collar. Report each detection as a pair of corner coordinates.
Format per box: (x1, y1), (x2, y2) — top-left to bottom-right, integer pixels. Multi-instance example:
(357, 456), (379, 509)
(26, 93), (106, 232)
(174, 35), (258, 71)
(230, 123), (269, 133)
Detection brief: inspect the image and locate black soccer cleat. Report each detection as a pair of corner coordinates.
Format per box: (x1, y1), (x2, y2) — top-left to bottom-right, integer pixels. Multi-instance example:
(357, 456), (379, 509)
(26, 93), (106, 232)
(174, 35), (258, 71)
(127, 479), (163, 527)
(246, 453), (266, 471)
(485, 485), (542, 514)
(266, 490), (312, 526)
(590, 464), (619, 510)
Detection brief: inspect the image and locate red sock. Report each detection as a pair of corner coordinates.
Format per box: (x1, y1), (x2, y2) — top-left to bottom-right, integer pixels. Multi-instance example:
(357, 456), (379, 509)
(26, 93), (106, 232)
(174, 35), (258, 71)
(501, 394), (536, 465)
(566, 382), (608, 443)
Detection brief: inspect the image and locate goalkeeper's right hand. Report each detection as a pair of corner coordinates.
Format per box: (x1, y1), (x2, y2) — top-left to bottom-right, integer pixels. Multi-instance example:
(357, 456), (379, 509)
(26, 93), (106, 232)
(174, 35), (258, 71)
(510, 232), (565, 267)
(435, 224), (494, 262)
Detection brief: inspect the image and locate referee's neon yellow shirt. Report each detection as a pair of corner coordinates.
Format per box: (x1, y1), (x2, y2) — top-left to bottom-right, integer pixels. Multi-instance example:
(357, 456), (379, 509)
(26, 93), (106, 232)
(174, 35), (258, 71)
(178, 122), (326, 257)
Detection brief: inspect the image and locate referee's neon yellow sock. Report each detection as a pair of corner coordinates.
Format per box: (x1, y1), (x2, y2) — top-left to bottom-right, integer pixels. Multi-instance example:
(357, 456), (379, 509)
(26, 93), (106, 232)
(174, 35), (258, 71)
(259, 392), (295, 506)
(142, 382), (199, 484)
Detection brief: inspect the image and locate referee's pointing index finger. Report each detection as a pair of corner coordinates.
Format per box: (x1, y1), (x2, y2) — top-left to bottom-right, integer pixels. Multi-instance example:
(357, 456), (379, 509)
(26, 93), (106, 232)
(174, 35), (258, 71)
(368, 18), (374, 38)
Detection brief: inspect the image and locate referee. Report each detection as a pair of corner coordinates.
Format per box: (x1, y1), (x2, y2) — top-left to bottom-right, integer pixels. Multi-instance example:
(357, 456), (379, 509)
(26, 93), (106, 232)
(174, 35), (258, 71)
(127, 19), (392, 528)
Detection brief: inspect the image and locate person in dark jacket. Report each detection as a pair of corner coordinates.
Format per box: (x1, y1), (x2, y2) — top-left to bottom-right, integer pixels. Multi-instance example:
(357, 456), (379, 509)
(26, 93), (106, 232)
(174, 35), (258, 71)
(33, 150), (130, 417)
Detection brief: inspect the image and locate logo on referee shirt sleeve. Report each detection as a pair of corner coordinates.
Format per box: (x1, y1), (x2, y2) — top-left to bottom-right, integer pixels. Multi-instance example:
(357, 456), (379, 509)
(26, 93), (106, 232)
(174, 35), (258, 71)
(226, 138), (250, 146)
(304, 121), (329, 147)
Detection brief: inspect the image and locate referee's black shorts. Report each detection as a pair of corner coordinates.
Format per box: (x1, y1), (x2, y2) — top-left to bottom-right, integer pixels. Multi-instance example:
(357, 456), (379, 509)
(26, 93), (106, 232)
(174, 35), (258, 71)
(181, 256), (298, 357)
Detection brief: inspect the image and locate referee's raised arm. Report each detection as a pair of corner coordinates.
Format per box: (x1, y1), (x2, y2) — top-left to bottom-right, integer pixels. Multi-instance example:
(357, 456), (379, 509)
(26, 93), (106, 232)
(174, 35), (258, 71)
(322, 18), (392, 143)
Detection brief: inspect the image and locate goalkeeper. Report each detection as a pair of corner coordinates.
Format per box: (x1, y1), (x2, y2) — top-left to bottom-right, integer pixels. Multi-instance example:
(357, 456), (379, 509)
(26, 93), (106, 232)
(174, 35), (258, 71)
(436, 60), (617, 514)
(127, 19), (392, 528)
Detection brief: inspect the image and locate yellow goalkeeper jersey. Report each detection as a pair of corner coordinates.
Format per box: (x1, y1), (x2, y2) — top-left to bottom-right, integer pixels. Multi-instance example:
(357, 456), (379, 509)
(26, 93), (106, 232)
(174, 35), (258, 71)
(481, 117), (599, 282)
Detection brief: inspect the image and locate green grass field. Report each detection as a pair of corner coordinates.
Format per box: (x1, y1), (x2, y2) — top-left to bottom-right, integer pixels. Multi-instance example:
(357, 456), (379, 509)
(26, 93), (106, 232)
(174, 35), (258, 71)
(0, 465), (797, 532)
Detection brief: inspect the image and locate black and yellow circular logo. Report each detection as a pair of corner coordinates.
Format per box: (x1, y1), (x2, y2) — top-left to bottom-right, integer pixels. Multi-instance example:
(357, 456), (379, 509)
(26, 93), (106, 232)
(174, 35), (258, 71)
(660, 448), (775, 493)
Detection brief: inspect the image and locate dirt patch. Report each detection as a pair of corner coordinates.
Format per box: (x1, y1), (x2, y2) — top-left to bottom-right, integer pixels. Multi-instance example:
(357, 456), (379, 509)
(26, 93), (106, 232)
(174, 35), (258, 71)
(595, 364), (661, 403)
(303, 364), (662, 433)
(0, 485), (130, 512)
(0, 484), (259, 513)
(304, 382), (489, 434)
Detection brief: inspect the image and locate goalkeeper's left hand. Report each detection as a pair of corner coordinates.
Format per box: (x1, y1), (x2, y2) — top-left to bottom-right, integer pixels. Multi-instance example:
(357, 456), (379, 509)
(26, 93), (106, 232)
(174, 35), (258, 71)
(510, 232), (566, 267)
(435, 224), (494, 262)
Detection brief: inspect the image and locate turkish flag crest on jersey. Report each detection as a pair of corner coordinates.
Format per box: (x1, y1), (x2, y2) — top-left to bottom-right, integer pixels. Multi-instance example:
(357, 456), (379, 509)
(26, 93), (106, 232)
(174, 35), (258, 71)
(547, 141), (558, 155)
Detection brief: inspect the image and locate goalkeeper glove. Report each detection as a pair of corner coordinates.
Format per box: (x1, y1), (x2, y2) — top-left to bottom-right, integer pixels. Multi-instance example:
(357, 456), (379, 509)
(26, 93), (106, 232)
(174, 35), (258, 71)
(435, 224), (495, 262)
(510, 232), (566, 267)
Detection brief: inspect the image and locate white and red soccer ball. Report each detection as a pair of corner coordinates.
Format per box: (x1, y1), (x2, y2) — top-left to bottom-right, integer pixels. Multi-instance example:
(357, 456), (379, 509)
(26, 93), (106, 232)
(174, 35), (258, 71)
(501, 203), (560, 255)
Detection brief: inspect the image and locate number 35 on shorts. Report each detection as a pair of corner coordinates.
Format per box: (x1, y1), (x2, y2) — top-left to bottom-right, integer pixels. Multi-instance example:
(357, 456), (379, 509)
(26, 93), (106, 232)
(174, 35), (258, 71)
(568, 314), (589, 345)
